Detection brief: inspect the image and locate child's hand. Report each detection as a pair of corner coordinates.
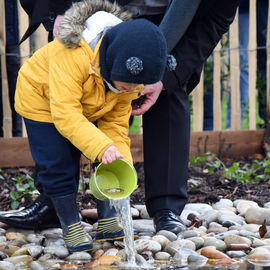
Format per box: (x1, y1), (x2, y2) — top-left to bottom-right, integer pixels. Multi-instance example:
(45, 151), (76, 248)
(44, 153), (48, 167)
(101, 145), (124, 164)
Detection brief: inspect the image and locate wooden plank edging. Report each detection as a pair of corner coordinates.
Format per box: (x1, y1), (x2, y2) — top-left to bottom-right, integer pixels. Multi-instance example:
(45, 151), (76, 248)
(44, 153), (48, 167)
(0, 130), (265, 168)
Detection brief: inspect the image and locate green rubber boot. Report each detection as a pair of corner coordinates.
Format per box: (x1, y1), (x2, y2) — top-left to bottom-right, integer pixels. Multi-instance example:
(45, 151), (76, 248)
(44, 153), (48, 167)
(51, 194), (92, 252)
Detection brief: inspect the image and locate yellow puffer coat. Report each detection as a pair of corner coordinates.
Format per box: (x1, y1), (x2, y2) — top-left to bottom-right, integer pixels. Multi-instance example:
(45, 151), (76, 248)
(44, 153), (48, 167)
(15, 37), (142, 163)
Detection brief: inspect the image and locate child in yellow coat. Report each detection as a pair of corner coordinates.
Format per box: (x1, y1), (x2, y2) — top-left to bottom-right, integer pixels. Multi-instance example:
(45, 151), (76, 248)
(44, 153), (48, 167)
(14, 1), (172, 252)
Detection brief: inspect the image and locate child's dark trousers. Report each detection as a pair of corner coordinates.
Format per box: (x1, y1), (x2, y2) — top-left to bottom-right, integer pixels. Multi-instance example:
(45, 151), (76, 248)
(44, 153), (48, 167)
(24, 118), (81, 197)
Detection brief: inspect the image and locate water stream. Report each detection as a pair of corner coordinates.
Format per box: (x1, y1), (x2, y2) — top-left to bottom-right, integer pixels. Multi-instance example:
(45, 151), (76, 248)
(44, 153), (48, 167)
(111, 197), (155, 269)
(111, 197), (137, 265)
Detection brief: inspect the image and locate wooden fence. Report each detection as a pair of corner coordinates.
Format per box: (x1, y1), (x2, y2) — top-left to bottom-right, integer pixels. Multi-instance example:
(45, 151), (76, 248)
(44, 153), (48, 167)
(0, 0), (269, 166)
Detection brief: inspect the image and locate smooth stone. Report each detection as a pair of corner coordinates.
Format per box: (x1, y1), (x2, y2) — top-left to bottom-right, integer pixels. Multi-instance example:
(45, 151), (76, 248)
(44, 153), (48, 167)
(0, 251), (7, 260)
(241, 224), (261, 233)
(248, 247), (270, 264)
(26, 234), (45, 245)
(135, 253), (149, 266)
(40, 228), (63, 238)
(6, 232), (27, 241)
(233, 199), (249, 207)
(212, 199), (233, 210)
(66, 251), (92, 261)
(173, 248), (199, 261)
(200, 210), (219, 225)
(133, 219), (155, 233)
(40, 259), (65, 269)
(249, 247), (270, 255)
(226, 250), (247, 258)
(157, 230), (177, 242)
(250, 237), (267, 248)
(219, 207), (237, 213)
(209, 222), (222, 228)
(155, 251), (171, 260)
(262, 239), (270, 245)
(239, 230), (259, 238)
(44, 238), (66, 247)
(188, 237), (204, 250)
(116, 249), (126, 261)
(140, 235), (151, 240)
(134, 239), (162, 253)
(81, 209), (98, 220)
(152, 235), (170, 249)
(215, 230), (240, 240)
(0, 236), (6, 242)
(140, 206), (151, 219)
(0, 228), (6, 236)
(8, 238), (27, 247)
(133, 205), (145, 211)
(165, 239), (196, 256)
(197, 226), (207, 233)
(131, 207), (140, 218)
(245, 207), (270, 225)
(44, 245), (69, 259)
(218, 213), (245, 227)
(11, 246), (31, 257)
(0, 222), (8, 229)
(104, 248), (119, 256)
(181, 230), (200, 239)
(0, 261), (15, 270)
(4, 255), (32, 265)
(200, 246), (232, 260)
(0, 243), (20, 256)
(224, 234), (251, 247)
(29, 261), (45, 270)
(264, 202), (270, 208)
(26, 245), (43, 258)
(184, 203), (212, 215)
(203, 238), (227, 251)
(138, 232), (154, 237)
(263, 230), (270, 238)
(207, 227), (228, 234)
(188, 256), (208, 268)
(236, 201), (259, 216)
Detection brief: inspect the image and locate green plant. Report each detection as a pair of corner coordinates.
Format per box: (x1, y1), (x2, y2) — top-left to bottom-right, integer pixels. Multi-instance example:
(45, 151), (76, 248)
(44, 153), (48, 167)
(0, 169), (4, 180)
(189, 152), (270, 183)
(10, 174), (35, 209)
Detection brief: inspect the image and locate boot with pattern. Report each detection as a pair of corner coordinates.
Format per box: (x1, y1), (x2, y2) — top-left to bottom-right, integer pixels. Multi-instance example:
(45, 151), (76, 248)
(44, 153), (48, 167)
(52, 194), (92, 252)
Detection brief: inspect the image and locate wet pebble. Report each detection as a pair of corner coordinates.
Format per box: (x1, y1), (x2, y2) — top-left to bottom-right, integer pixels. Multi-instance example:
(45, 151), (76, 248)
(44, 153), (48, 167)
(1, 198), (270, 269)
(134, 239), (162, 253)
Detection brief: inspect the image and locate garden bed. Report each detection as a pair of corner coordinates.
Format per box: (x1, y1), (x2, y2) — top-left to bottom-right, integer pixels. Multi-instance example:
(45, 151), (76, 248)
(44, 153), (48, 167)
(1, 153), (269, 216)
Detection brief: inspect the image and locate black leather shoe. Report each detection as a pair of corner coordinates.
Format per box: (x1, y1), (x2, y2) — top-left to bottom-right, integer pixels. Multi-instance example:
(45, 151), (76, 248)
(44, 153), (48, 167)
(153, 210), (187, 234)
(0, 197), (61, 230)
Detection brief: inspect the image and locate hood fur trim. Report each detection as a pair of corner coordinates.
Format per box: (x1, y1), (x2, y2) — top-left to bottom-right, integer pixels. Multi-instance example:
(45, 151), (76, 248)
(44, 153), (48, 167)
(58, 0), (132, 48)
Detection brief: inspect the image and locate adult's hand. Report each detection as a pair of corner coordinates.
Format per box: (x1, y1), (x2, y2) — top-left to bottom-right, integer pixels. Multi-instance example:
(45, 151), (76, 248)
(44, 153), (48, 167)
(53, 15), (64, 38)
(101, 145), (123, 164)
(132, 81), (163, 115)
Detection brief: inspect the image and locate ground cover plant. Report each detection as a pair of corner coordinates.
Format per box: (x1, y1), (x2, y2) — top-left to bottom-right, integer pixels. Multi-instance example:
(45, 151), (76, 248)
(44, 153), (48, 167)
(0, 152), (270, 217)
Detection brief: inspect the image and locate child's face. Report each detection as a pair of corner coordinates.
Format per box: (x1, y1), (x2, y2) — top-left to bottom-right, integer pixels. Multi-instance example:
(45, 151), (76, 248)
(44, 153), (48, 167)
(112, 81), (143, 93)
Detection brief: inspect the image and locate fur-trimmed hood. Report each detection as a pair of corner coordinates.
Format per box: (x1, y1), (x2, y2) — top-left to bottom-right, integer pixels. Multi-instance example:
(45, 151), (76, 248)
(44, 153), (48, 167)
(58, 0), (132, 48)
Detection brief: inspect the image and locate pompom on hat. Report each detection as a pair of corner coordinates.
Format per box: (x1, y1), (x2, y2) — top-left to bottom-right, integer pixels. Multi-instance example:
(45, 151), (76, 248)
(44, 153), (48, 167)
(100, 19), (173, 85)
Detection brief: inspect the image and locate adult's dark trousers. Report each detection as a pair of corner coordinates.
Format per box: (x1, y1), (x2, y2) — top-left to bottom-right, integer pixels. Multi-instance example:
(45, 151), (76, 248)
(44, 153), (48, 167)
(24, 118), (81, 198)
(143, 86), (190, 217)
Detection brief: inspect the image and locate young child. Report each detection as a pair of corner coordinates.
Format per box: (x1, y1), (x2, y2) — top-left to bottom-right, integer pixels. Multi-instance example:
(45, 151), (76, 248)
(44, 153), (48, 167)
(14, 1), (170, 252)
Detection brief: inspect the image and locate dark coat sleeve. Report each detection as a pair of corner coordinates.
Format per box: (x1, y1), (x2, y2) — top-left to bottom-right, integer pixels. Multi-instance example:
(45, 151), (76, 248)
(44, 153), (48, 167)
(19, 0), (81, 43)
(159, 0), (201, 53)
(162, 0), (239, 94)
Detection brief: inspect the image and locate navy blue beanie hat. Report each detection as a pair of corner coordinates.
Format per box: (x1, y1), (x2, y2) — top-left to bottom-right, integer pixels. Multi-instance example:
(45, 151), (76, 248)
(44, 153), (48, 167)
(100, 19), (168, 85)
